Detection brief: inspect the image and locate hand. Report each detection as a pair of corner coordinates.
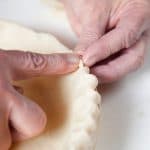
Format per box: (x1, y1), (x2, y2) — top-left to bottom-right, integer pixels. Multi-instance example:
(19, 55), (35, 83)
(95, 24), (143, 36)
(63, 0), (150, 83)
(0, 49), (79, 149)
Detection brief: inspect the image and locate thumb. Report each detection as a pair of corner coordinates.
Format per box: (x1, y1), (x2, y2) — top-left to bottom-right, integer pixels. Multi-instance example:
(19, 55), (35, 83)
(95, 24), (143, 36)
(2, 50), (80, 80)
(9, 88), (47, 141)
(75, 13), (108, 54)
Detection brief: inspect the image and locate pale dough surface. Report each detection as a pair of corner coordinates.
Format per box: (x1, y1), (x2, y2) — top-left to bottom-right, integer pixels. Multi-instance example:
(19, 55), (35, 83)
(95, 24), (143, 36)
(0, 20), (101, 150)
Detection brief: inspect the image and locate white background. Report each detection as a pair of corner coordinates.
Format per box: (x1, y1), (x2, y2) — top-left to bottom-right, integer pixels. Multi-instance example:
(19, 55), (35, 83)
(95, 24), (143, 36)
(0, 0), (150, 150)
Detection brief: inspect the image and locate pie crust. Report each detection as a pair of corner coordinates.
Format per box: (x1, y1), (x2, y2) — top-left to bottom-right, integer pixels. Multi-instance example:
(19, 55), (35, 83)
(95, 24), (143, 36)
(0, 20), (101, 150)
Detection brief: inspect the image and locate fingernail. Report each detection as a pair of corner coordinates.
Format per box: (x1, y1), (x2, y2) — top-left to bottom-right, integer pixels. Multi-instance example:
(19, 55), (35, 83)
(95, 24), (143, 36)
(83, 54), (92, 67)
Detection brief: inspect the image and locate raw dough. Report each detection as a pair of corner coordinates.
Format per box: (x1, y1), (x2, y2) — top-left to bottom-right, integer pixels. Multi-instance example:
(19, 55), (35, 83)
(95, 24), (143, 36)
(0, 20), (101, 150)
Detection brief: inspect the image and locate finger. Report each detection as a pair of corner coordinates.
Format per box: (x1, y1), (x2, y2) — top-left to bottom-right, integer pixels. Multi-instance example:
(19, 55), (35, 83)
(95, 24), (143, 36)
(0, 109), (11, 150)
(2, 51), (80, 80)
(63, 3), (82, 35)
(91, 35), (147, 83)
(75, 12), (109, 53)
(9, 88), (47, 141)
(67, 13), (82, 36)
(83, 14), (147, 67)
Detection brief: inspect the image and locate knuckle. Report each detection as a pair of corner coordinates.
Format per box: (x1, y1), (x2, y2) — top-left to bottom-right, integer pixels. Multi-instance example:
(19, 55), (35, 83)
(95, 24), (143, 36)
(134, 42), (146, 70)
(100, 40), (113, 56)
(25, 52), (48, 72)
(48, 54), (60, 65)
(137, 0), (150, 15)
(82, 28), (99, 42)
(124, 27), (138, 48)
(130, 0), (150, 13)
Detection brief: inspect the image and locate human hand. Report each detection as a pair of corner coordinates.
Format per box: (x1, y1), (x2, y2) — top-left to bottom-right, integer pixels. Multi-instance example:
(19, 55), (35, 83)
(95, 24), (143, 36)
(63, 0), (150, 83)
(0, 49), (79, 149)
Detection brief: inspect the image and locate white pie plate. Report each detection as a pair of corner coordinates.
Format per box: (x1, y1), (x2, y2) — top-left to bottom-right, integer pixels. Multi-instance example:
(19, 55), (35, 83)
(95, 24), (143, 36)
(0, 0), (150, 150)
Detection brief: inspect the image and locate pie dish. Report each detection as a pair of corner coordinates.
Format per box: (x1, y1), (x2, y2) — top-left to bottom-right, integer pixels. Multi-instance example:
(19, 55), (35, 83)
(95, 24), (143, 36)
(0, 20), (101, 150)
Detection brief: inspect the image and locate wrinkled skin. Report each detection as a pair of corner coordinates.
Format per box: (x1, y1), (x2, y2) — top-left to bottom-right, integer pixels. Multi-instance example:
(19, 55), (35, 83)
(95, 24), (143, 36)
(1, 0), (150, 148)
(0, 49), (79, 150)
(62, 0), (150, 83)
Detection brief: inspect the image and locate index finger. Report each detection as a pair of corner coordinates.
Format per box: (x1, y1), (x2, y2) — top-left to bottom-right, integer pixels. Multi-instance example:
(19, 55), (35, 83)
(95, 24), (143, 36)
(1, 50), (80, 80)
(82, 14), (147, 66)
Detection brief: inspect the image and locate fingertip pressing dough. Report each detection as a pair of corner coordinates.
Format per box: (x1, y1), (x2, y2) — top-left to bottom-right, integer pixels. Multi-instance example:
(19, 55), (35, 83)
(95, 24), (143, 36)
(0, 20), (101, 150)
